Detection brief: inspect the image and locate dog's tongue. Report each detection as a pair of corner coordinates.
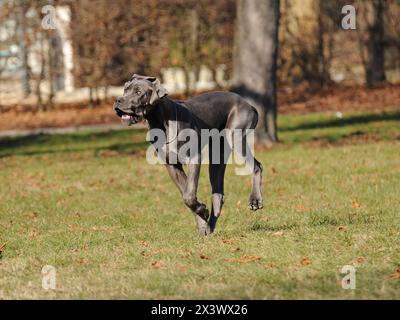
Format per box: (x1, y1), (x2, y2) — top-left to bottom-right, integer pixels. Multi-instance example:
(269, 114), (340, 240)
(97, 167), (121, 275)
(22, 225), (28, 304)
(121, 115), (133, 126)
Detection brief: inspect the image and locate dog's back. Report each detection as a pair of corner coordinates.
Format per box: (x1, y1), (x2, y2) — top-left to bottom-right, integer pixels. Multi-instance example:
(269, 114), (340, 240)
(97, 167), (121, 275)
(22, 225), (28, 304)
(182, 91), (256, 130)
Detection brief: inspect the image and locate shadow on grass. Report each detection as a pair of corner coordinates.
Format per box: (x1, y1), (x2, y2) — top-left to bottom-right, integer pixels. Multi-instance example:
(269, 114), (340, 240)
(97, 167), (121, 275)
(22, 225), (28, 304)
(280, 111), (400, 132)
(250, 221), (299, 232)
(0, 129), (148, 158)
(250, 212), (377, 233)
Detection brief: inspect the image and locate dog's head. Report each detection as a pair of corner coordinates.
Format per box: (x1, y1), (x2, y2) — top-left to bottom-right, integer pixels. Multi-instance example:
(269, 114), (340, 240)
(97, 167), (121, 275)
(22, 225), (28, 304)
(114, 74), (168, 125)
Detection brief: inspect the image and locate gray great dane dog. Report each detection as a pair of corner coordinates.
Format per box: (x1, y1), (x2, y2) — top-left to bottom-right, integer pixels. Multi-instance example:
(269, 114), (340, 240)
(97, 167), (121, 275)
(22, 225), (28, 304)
(114, 74), (263, 236)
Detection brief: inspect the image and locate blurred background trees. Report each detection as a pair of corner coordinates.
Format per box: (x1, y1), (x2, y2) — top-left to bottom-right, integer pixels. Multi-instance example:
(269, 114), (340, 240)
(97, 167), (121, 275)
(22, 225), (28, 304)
(0, 0), (399, 141)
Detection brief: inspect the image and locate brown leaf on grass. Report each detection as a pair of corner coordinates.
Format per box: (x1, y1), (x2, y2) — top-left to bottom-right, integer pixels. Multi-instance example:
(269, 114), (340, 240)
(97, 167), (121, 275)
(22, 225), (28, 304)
(57, 199), (66, 206)
(200, 253), (210, 260)
(151, 261), (162, 269)
(352, 200), (361, 209)
(222, 239), (235, 245)
(355, 257), (365, 264)
(139, 240), (149, 247)
(271, 167), (278, 175)
(337, 225), (348, 231)
(389, 268), (400, 280)
(300, 258), (311, 265)
(178, 266), (188, 273)
(265, 263), (275, 269)
(297, 204), (310, 213)
(225, 255), (261, 263)
(0, 242), (7, 254)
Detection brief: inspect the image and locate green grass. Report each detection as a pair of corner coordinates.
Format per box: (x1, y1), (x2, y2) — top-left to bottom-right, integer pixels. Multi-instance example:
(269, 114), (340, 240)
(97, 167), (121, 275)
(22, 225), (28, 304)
(0, 110), (399, 299)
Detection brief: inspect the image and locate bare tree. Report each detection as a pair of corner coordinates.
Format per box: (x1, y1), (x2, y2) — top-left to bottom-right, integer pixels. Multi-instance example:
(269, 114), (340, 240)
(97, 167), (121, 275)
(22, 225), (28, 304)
(357, 0), (388, 87)
(15, 0), (31, 97)
(365, 0), (387, 87)
(232, 0), (280, 145)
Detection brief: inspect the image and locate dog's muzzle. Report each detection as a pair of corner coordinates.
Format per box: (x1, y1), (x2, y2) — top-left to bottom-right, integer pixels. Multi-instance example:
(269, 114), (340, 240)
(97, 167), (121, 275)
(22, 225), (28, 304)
(114, 105), (144, 126)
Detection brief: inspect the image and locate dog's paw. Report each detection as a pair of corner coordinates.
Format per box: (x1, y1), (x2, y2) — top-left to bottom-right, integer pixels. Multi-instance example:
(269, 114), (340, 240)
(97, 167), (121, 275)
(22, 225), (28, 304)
(248, 197), (263, 211)
(195, 215), (212, 236)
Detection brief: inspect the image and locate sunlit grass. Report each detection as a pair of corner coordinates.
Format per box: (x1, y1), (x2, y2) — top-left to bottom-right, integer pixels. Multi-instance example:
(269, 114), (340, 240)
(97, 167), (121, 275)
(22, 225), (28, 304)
(0, 110), (399, 299)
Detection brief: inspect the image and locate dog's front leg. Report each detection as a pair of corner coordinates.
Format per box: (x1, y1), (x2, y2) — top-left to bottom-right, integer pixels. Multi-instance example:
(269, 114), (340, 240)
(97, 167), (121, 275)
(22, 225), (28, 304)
(183, 163), (211, 236)
(165, 163), (211, 236)
(165, 164), (187, 195)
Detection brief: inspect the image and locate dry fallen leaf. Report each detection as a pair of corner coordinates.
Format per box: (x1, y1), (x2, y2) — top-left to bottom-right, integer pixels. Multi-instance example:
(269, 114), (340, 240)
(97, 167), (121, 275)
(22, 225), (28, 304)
(222, 239), (235, 245)
(139, 240), (149, 247)
(389, 268), (400, 280)
(151, 261), (162, 269)
(0, 242), (7, 254)
(356, 257), (365, 264)
(297, 204), (310, 213)
(200, 253), (211, 260)
(272, 231), (284, 237)
(300, 258), (311, 265)
(352, 200), (361, 209)
(57, 199), (66, 206)
(337, 225), (348, 231)
(178, 266), (187, 273)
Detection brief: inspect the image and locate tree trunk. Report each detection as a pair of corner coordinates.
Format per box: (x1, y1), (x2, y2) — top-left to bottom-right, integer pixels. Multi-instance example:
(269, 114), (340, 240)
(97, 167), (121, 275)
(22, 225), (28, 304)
(36, 35), (46, 111)
(17, 2), (31, 97)
(46, 36), (55, 108)
(366, 0), (386, 87)
(232, 0), (280, 146)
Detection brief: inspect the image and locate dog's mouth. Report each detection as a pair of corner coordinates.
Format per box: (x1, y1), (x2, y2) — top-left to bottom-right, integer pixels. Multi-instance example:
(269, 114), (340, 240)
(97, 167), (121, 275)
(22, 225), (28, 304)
(115, 108), (144, 126)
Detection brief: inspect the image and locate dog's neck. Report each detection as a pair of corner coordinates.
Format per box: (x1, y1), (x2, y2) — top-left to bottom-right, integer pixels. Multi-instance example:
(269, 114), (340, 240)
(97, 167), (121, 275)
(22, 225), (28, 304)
(144, 97), (175, 132)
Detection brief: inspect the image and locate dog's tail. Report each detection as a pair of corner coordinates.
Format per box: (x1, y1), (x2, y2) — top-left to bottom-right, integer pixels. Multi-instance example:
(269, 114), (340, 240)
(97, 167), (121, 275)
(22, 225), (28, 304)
(249, 105), (259, 129)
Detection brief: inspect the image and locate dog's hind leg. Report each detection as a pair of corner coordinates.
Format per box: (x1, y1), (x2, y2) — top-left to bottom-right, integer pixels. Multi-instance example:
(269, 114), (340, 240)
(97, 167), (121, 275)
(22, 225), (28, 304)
(227, 106), (263, 210)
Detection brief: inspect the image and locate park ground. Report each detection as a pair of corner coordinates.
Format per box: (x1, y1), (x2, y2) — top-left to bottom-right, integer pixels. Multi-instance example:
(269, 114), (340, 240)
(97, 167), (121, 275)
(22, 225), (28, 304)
(0, 108), (399, 299)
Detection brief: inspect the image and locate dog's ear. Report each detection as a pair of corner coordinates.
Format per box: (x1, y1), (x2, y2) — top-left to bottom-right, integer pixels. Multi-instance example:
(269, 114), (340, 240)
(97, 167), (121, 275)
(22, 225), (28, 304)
(131, 74), (146, 81)
(149, 78), (168, 105)
(131, 74), (157, 82)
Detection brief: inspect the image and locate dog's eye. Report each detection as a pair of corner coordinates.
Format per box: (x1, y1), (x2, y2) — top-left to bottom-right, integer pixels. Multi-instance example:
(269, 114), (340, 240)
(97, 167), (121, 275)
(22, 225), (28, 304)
(136, 90), (141, 95)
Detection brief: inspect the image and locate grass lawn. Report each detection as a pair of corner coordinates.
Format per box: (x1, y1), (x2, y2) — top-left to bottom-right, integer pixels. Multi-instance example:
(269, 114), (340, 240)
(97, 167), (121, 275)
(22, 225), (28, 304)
(0, 110), (399, 299)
